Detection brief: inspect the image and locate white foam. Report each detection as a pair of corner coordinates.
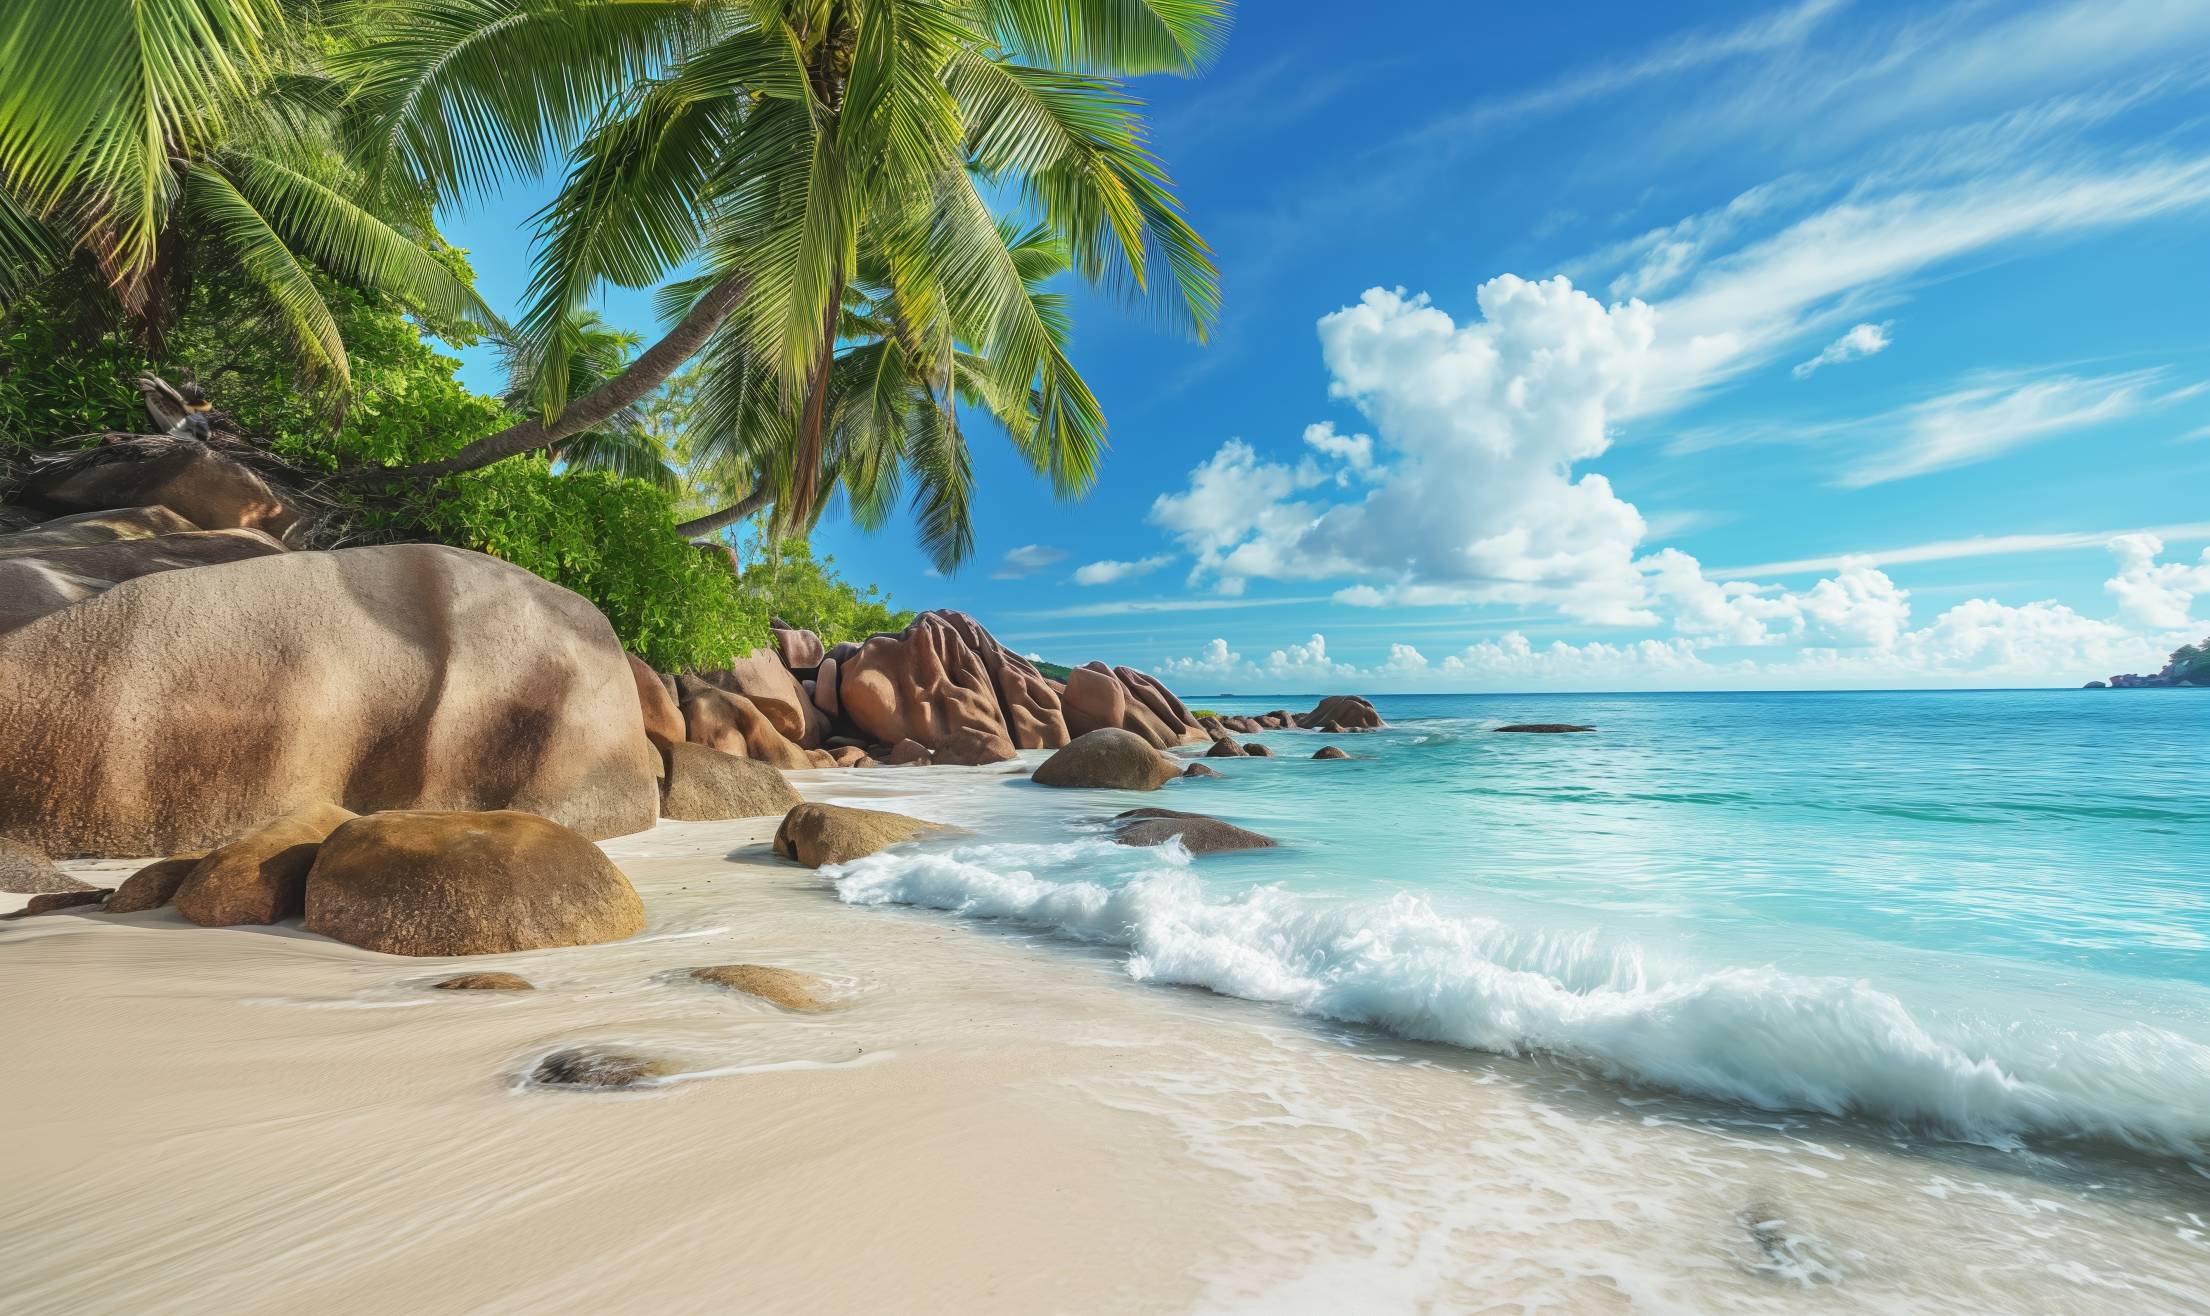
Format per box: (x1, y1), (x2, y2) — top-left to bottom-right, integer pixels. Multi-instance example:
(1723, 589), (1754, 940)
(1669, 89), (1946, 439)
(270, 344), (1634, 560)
(831, 837), (2210, 1157)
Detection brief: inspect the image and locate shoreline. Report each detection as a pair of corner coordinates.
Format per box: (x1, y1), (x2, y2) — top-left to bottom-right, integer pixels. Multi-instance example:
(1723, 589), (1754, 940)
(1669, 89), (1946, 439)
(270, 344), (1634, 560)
(8, 768), (2210, 1312)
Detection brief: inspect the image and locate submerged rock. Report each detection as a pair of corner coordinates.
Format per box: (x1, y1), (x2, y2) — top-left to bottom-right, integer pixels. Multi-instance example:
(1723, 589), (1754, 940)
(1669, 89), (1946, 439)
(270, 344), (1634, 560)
(174, 802), (357, 927)
(1205, 737), (1246, 758)
(432, 972), (535, 991)
(1297, 695), (1384, 730)
(305, 810), (645, 956)
(531, 1048), (677, 1090)
(1244, 742), (1274, 758)
(774, 803), (933, 868)
(661, 742), (802, 821)
(1494, 724), (1595, 734)
(104, 852), (208, 913)
(1110, 808), (1278, 855)
(1031, 729), (1180, 791)
(1181, 762), (1223, 779)
(692, 963), (834, 1012)
(1313, 746), (1350, 760)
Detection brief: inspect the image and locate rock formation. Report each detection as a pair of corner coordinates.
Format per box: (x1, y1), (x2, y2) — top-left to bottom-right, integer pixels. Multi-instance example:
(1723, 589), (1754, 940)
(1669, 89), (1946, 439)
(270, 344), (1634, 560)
(304, 810), (646, 956)
(661, 743), (803, 821)
(773, 802), (934, 867)
(173, 803), (357, 926)
(1031, 729), (1180, 791)
(1110, 808), (1278, 855)
(1298, 695), (1384, 730)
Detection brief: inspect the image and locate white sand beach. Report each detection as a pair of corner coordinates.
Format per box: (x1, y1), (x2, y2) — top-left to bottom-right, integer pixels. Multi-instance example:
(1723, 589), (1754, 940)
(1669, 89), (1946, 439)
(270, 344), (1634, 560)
(6, 794), (2208, 1315)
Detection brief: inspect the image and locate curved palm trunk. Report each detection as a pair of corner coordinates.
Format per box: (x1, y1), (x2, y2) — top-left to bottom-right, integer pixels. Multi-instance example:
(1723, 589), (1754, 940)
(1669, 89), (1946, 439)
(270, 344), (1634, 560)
(778, 270), (844, 533)
(674, 484), (772, 539)
(390, 271), (751, 480)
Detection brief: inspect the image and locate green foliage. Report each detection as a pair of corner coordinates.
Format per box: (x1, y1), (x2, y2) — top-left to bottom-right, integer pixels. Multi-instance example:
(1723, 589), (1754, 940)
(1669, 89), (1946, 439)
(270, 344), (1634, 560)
(420, 459), (767, 671)
(735, 537), (913, 645)
(2169, 640), (2209, 685)
(1032, 658), (1074, 681)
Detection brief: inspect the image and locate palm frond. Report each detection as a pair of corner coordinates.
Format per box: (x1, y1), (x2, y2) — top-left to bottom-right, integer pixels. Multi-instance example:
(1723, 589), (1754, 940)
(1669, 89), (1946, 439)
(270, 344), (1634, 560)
(185, 161), (348, 386)
(978, 0), (1230, 76)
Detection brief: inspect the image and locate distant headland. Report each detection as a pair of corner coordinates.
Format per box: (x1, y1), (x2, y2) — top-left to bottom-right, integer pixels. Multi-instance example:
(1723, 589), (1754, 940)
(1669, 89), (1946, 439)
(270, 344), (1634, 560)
(2085, 638), (2209, 688)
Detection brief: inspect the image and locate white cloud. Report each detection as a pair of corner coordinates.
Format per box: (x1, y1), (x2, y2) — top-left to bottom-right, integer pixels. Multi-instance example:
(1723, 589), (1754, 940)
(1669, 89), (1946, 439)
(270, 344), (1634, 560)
(990, 544), (1067, 579)
(1793, 322), (1893, 378)
(1840, 369), (2175, 487)
(2104, 533), (2210, 629)
(1720, 520), (2210, 577)
(1071, 555), (1173, 586)
(1300, 422), (1378, 482)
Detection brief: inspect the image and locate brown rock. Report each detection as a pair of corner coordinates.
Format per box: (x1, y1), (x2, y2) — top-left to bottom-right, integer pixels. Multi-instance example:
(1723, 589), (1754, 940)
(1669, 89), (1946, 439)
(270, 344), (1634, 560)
(626, 653), (685, 756)
(174, 802), (357, 926)
(25, 437), (301, 542)
(1313, 746), (1350, 760)
(1116, 666), (1206, 745)
(0, 838), (88, 894)
(681, 687), (813, 770)
(811, 655), (842, 717)
(692, 963), (834, 1012)
(104, 851), (208, 912)
(304, 810), (645, 957)
(4, 888), (112, 918)
(1206, 737), (1246, 758)
(0, 542), (661, 857)
(839, 614), (1017, 764)
(1062, 663), (1128, 739)
(1110, 808), (1278, 855)
(936, 610), (1070, 750)
(1494, 723), (1596, 733)
(0, 518), (286, 633)
(830, 745), (869, 768)
(1244, 742), (1274, 758)
(1182, 762), (1222, 779)
(693, 648), (827, 747)
(531, 1048), (677, 1090)
(432, 972), (534, 991)
(1298, 695), (1384, 730)
(774, 803), (934, 867)
(770, 621), (825, 673)
(887, 738), (931, 766)
(1031, 729), (1179, 791)
(661, 742), (802, 821)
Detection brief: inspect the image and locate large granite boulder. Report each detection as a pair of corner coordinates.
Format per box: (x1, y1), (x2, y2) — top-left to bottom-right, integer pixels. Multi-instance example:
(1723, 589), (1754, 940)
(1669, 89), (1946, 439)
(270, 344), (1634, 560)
(681, 687), (812, 769)
(1031, 729), (1179, 791)
(662, 742), (802, 821)
(174, 802), (357, 926)
(1298, 695), (1383, 730)
(1110, 808), (1278, 855)
(770, 621), (824, 673)
(1061, 661), (1203, 750)
(22, 437), (301, 542)
(773, 802), (934, 867)
(0, 507), (286, 632)
(1061, 663), (1127, 739)
(935, 610), (1069, 750)
(625, 654), (685, 756)
(838, 613), (1017, 765)
(691, 648), (826, 747)
(0, 540), (660, 856)
(303, 810), (645, 956)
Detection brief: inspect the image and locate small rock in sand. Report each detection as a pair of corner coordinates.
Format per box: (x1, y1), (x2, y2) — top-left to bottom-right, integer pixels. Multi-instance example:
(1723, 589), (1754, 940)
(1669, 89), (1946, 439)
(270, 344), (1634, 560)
(104, 852), (207, 913)
(1494, 724), (1595, 733)
(692, 964), (835, 1012)
(432, 972), (535, 991)
(774, 803), (935, 868)
(0, 838), (91, 895)
(531, 1048), (679, 1090)
(3, 888), (112, 918)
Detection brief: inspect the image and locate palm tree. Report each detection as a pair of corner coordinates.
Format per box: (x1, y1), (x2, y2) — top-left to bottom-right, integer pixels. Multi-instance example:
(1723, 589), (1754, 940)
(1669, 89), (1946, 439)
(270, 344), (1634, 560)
(496, 311), (680, 487)
(345, 0), (1226, 540)
(0, 1), (492, 388)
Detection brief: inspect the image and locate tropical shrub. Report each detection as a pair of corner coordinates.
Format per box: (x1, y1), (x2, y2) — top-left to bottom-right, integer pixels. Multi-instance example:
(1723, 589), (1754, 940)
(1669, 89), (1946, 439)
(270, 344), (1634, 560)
(734, 537), (912, 645)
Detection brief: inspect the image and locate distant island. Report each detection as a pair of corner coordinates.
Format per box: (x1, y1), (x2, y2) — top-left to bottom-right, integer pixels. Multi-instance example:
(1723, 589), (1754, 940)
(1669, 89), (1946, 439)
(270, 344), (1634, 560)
(2086, 637), (2210, 688)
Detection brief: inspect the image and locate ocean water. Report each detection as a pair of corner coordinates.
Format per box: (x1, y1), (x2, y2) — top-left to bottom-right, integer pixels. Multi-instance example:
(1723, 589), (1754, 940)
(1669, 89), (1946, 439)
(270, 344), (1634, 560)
(814, 690), (2210, 1161)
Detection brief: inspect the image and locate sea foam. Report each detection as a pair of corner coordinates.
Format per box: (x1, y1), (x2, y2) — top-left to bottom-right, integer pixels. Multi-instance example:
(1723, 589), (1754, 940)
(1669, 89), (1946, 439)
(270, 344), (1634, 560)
(831, 837), (2210, 1157)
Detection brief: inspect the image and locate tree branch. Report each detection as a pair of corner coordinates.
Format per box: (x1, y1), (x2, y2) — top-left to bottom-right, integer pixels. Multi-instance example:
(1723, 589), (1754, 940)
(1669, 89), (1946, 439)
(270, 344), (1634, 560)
(675, 483), (772, 539)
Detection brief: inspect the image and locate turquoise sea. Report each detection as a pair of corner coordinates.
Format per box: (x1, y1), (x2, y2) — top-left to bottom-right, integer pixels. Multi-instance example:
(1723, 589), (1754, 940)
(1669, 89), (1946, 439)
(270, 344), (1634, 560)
(821, 689), (2210, 1159)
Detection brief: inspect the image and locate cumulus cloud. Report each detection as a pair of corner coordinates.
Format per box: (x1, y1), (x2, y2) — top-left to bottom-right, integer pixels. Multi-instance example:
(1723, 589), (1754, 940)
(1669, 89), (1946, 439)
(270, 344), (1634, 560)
(990, 544), (1068, 579)
(1793, 322), (1892, 378)
(2104, 533), (2210, 629)
(1071, 555), (1173, 586)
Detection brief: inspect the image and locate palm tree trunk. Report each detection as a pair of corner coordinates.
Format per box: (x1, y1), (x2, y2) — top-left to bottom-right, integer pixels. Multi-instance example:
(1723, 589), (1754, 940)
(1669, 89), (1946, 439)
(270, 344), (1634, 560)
(674, 485), (772, 540)
(778, 274), (843, 532)
(389, 271), (751, 480)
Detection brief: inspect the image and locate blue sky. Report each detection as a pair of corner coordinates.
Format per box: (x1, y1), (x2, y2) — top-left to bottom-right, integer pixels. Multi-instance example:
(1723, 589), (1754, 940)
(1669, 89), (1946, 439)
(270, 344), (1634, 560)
(444, 0), (2210, 693)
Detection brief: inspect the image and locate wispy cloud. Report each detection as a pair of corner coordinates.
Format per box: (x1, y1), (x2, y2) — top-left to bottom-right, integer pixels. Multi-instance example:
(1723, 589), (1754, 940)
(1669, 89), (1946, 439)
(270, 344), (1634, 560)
(1718, 520), (2210, 577)
(1071, 555), (1174, 586)
(990, 544), (1067, 579)
(1793, 321), (1893, 378)
(1015, 595), (1337, 620)
(1840, 368), (2183, 486)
